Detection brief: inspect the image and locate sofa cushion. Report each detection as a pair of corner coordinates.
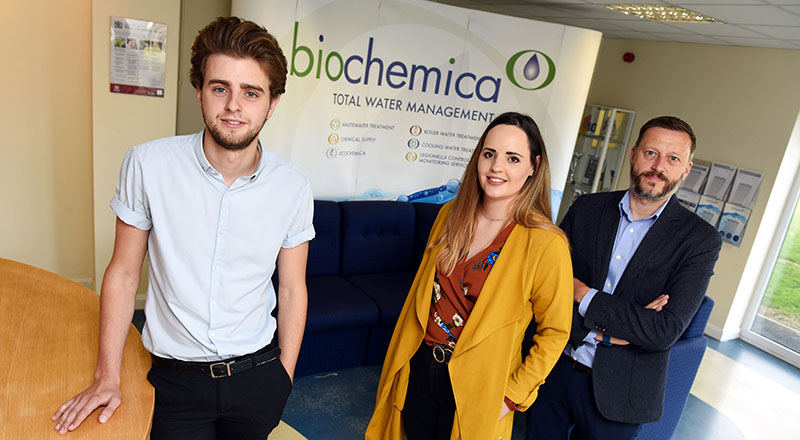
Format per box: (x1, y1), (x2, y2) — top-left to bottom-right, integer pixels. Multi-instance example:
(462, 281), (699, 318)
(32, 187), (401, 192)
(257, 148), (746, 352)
(340, 201), (416, 276)
(346, 271), (416, 326)
(413, 202), (443, 266)
(305, 275), (378, 333)
(307, 200), (341, 277)
(295, 328), (370, 377)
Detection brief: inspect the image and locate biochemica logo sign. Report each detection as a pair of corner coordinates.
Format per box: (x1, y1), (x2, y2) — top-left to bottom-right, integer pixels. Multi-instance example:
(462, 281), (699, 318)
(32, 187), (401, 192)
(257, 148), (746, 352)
(289, 22), (556, 103)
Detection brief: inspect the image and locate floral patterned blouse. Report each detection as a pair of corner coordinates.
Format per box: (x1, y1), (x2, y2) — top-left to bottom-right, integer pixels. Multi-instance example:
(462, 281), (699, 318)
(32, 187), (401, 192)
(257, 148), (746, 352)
(424, 221), (516, 349)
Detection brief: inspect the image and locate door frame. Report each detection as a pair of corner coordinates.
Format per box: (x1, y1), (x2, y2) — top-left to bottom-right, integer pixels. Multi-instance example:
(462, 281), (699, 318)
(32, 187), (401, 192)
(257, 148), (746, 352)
(740, 161), (800, 369)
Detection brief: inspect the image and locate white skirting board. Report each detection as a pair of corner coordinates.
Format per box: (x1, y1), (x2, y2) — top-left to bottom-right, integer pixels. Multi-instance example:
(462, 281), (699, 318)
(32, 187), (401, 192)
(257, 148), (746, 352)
(705, 322), (741, 341)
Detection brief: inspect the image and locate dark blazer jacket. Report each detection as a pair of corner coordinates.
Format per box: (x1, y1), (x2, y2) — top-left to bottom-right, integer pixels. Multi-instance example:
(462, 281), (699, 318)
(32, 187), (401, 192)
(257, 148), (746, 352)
(560, 191), (722, 424)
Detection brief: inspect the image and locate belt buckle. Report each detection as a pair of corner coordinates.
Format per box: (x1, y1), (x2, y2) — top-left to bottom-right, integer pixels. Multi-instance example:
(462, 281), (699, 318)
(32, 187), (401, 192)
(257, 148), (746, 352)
(432, 345), (452, 364)
(210, 360), (233, 378)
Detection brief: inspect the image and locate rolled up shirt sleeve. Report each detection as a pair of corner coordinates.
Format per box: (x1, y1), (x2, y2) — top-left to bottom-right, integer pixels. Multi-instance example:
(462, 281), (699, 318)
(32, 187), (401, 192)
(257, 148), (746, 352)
(110, 147), (152, 230)
(282, 179), (315, 248)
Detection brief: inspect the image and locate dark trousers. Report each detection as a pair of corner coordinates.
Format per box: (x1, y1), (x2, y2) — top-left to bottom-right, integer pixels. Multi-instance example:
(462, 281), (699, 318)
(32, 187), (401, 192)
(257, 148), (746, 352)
(526, 355), (641, 440)
(402, 343), (456, 440)
(147, 347), (292, 440)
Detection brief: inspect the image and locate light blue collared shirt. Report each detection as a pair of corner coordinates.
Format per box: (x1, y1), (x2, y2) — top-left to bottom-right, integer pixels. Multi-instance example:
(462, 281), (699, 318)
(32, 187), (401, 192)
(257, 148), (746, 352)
(111, 131), (315, 361)
(566, 191), (668, 368)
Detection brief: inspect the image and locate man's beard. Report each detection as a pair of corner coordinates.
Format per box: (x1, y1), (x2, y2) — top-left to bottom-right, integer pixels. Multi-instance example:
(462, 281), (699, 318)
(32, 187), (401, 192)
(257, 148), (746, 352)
(630, 169), (681, 201)
(204, 112), (268, 151)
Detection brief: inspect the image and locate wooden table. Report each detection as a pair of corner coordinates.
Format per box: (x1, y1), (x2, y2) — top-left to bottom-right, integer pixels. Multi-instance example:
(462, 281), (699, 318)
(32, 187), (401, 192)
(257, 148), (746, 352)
(0, 258), (153, 439)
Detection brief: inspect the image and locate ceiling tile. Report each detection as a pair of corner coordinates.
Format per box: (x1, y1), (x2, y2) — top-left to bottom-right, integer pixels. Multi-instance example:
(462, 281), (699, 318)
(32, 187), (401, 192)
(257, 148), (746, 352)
(741, 24), (800, 39)
(602, 18), (700, 33)
(489, 4), (583, 18)
(664, 23), (771, 38)
(521, 0), (592, 5)
(685, 5), (800, 25)
(672, 0), (772, 5)
(582, 0), (671, 4)
(648, 32), (733, 45)
(433, 0), (800, 49)
(600, 30), (670, 40)
(714, 35), (800, 48)
(558, 4), (642, 19)
(551, 17), (641, 31)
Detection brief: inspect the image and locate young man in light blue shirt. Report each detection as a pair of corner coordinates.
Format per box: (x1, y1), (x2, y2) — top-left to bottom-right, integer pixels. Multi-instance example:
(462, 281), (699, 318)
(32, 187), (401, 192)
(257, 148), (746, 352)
(53, 17), (314, 439)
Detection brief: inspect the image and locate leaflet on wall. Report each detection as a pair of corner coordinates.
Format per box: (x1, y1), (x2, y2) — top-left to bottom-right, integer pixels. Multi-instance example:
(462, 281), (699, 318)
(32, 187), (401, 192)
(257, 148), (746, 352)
(695, 195), (724, 227)
(109, 17), (167, 97)
(718, 203), (750, 246)
(233, 0), (602, 214)
(702, 162), (736, 200)
(681, 163), (708, 194)
(677, 188), (701, 211)
(728, 168), (763, 209)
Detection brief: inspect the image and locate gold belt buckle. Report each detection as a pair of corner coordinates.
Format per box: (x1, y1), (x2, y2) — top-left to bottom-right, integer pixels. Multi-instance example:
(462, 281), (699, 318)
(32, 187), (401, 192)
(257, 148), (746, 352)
(432, 345), (452, 363)
(210, 361), (233, 378)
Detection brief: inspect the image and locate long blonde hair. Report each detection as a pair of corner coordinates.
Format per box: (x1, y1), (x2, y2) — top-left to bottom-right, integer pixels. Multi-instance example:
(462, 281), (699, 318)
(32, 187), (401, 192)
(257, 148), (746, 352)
(431, 112), (566, 275)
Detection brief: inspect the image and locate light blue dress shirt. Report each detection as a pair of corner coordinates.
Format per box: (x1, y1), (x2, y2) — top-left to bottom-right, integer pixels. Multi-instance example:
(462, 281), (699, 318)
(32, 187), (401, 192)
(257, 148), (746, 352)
(566, 191), (668, 368)
(111, 131), (315, 361)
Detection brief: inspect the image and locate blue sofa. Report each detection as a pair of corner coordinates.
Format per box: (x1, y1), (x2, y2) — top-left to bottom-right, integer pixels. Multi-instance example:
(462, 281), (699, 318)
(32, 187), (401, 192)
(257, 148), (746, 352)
(635, 296), (715, 439)
(293, 200), (442, 377)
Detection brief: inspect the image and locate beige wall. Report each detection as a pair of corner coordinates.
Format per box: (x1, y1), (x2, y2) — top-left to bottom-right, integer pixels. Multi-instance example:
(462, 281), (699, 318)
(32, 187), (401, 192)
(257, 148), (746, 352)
(586, 38), (800, 337)
(92, 0), (181, 297)
(0, 0), (94, 284)
(176, 0), (232, 135)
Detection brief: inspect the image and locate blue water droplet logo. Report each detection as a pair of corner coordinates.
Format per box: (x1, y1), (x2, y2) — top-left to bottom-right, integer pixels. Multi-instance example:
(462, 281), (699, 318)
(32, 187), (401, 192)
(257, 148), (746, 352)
(523, 54), (540, 81)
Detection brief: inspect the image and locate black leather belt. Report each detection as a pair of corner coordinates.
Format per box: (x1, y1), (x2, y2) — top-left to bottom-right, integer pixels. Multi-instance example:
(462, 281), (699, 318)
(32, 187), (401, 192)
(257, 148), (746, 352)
(151, 342), (280, 379)
(562, 354), (592, 377)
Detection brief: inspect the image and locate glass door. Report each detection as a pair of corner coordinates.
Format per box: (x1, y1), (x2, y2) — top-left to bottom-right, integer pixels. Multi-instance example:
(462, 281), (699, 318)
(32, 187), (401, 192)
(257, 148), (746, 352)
(741, 188), (800, 368)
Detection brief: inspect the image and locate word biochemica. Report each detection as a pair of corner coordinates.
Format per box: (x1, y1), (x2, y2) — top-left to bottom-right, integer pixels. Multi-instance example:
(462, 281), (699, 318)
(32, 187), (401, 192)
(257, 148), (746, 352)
(290, 22), (502, 103)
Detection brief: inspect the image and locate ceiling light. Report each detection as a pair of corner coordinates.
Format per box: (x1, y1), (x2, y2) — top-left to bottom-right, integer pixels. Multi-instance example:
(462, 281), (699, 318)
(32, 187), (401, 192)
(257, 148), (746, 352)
(606, 4), (723, 23)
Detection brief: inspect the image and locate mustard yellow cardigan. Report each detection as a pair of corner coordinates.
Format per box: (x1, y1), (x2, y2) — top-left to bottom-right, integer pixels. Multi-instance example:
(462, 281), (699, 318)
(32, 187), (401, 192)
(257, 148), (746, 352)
(365, 203), (573, 440)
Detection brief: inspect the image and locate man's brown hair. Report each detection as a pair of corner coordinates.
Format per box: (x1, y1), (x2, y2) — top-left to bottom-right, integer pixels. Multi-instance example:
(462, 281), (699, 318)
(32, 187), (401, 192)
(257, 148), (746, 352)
(190, 16), (287, 98)
(634, 116), (697, 155)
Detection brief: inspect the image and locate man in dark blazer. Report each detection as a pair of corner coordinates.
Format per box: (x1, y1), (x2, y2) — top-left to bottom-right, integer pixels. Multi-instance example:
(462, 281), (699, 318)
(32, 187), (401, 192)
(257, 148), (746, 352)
(527, 116), (722, 439)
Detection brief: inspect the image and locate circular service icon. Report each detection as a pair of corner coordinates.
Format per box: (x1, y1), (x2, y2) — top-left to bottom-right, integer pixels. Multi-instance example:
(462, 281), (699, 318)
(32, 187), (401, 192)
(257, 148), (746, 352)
(408, 138), (420, 149)
(327, 133), (340, 145)
(405, 152), (418, 162)
(409, 125), (422, 136)
(330, 118), (341, 130)
(326, 148), (338, 159)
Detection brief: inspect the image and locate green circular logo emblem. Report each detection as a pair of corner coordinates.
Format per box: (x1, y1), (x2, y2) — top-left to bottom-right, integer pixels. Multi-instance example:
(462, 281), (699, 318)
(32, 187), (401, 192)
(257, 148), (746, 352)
(506, 50), (556, 91)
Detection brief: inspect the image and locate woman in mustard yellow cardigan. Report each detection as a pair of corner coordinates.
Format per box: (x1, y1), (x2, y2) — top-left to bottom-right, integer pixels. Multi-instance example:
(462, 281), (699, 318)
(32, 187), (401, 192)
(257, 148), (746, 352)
(366, 112), (573, 440)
